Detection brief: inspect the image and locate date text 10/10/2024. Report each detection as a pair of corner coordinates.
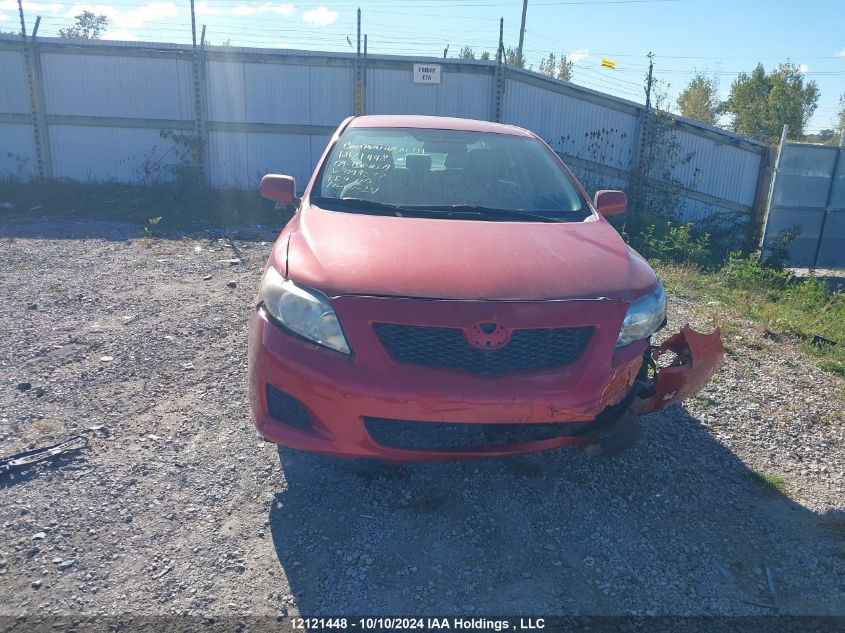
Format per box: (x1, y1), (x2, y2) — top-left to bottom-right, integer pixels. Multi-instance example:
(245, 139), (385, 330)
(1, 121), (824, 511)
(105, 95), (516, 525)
(291, 618), (546, 631)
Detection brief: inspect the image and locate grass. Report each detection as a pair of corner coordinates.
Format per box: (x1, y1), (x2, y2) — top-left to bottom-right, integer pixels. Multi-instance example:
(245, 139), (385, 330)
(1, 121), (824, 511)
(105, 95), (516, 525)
(747, 470), (788, 495)
(656, 255), (845, 378)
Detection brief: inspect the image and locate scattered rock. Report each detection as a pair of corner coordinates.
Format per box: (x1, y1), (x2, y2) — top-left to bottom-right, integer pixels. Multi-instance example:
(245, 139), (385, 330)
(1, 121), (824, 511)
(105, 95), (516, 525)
(226, 280), (237, 289)
(17, 382), (31, 392)
(31, 580), (42, 589)
(57, 559), (77, 571)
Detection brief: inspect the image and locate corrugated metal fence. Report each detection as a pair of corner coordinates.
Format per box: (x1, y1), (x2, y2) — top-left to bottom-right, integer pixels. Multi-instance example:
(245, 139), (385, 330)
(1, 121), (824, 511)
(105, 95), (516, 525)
(0, 34), (770, 229)
(761, 139), (845, 268)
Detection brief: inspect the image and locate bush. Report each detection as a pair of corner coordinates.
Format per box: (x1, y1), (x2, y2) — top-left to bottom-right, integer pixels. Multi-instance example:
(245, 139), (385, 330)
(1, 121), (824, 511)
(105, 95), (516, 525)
(719, 251), (791, 292)
(623, 220), (714, 268)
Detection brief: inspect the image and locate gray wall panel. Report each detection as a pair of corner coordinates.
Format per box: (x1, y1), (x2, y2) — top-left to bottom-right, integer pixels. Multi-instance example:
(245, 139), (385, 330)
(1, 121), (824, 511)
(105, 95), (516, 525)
(41, 53), (193, 120)
(0, 123), (36, 179)
(0, 49), (29, 115)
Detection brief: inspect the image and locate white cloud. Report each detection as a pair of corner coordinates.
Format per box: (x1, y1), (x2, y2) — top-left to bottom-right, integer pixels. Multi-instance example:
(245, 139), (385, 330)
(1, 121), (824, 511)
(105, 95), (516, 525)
(836, 47), (845, 57)
(106, 29), (138, 40)
(195, 1), (220, 16)
(798, 64), (809, 73)
(568, 48), (589, 63)
(0, 12), (10, 22)
(232, 2), (294, 17)
(302, 6), (337, 26)
(62, 3), (179, 29)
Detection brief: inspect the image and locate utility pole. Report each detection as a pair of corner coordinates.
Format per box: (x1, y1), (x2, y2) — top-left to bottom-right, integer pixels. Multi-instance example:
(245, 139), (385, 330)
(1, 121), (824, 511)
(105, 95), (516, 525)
(644, 51), (654, 110)
(190, 0), (197, 48)
(516, 0), (528, 69)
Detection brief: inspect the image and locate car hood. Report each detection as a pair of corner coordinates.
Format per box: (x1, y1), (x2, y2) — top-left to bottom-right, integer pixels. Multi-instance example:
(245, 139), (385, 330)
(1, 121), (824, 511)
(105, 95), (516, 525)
(281, 205), (658, 302)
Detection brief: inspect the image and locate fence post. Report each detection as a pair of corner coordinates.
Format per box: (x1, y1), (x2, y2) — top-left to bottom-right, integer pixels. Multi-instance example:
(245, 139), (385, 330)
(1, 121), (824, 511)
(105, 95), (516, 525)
(29, 24), (52, 179)
(491, 17), (505, 123)
(17, 5), (50, 180)
(748, 145), (774, 250)
(758, 124), (788, 254)
(354, 8), (363, 116)
(628, 107), (650, 214)
(189, 12), (208, 185)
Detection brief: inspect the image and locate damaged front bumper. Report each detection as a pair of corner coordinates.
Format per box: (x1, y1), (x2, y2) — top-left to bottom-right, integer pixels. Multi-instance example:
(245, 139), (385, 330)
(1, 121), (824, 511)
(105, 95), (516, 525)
(250, 299), (725, 460)
(582, 325), (724, 455)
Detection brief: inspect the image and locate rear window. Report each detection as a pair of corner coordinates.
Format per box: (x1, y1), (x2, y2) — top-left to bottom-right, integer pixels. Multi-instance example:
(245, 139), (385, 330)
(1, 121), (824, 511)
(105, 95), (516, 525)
(313, 127), (589, 221)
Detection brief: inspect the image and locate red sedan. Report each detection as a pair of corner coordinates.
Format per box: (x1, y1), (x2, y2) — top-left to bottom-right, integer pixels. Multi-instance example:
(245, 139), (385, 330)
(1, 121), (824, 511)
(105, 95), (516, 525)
(248, 115), (723, 461)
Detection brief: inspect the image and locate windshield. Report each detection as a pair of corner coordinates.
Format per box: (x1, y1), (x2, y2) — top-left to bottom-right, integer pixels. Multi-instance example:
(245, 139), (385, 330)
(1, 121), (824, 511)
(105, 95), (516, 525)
(312, 127), (590, 221)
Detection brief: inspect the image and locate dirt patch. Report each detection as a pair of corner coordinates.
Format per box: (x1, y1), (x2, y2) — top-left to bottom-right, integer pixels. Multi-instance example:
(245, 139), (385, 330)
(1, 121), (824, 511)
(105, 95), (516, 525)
(0, 217), (843, 617)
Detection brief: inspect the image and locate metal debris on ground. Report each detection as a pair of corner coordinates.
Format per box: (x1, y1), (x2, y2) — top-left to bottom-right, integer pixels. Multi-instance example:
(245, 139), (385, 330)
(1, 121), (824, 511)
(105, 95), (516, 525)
(0, 435), (89, 477)
(811, 334), (837, 348)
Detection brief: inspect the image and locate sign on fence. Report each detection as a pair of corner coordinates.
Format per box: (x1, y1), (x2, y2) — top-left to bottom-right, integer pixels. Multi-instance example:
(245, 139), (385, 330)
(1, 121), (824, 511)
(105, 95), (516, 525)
(413, 63), (441, 84)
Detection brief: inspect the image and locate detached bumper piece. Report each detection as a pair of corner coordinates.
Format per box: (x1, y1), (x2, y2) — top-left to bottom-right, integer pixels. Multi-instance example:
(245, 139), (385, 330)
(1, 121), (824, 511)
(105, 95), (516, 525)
(639, 325), (724, 415)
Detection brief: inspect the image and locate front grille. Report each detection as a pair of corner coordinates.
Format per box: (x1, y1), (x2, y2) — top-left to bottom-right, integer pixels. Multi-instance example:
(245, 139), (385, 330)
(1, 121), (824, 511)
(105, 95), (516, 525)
(364, 417), (592, 451)
(373, 323), (593, 375)
(266, 384), (314, 431)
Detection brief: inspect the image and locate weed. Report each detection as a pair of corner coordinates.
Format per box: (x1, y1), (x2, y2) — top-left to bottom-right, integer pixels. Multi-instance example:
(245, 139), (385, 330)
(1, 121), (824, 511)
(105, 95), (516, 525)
(144, 216), (162, 238)
(747, 471), (787, 495)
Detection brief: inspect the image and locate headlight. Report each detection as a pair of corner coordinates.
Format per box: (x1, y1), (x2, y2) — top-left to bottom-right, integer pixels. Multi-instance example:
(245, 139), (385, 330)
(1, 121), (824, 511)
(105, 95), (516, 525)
(616, 281), (667, 347)
(258, 266), (351, 354)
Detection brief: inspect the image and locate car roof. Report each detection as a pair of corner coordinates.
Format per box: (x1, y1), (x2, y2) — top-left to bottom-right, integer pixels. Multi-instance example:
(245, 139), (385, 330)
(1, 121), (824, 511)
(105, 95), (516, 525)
(346, 115), (533, 137)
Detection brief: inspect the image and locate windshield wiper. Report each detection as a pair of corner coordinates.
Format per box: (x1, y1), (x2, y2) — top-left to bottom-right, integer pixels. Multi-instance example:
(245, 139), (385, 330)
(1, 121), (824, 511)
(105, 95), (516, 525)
(312, 196), (408, 216)
(312, 198), (566, 223)
(405, 205), (561, 223)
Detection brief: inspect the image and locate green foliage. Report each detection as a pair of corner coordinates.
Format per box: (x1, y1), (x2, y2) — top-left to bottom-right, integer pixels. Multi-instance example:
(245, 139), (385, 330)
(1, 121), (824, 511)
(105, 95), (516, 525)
(722, 62), (820, 144)
(748, 471), (787, 495)
(143, 216), (162, 239)
(458, 46), (475, 60)
(658, 251), (845, 377)
(58, 11), (109, 39)
(676, 72), (720, 126)
(719, 251), (791, 292)
(479, 51), (491, 61)
(635, 222), (713, 267)
(505, 47), (525, 68)
(538, 53), (573, 81)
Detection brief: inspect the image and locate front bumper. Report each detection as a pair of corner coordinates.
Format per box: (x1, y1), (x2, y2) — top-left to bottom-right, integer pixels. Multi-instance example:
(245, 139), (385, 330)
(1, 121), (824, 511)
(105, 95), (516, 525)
(248, 297), (723, 462)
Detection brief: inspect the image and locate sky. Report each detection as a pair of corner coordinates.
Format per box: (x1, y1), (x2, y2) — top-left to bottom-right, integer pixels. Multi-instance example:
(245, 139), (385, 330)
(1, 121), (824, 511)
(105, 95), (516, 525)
(2, 0), (843, 133)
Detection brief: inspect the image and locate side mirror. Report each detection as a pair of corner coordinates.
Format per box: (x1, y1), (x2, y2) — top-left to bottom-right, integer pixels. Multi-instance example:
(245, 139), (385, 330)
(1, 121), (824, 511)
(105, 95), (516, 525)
(594, 190), (627, 216)
(261, 174), (296, 204)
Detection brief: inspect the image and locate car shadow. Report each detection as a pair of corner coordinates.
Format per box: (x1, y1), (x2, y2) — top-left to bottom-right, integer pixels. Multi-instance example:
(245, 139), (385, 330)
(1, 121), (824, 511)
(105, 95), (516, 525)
(268, 407), (845, 616)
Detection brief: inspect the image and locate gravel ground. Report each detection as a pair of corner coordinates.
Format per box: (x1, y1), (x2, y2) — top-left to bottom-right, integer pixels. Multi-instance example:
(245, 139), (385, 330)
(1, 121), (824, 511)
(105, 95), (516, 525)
(0, 216), (843, 617)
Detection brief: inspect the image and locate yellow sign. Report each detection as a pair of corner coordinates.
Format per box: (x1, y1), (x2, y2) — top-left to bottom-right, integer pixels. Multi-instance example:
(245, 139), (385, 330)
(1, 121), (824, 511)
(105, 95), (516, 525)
(600, 57), (617, 70)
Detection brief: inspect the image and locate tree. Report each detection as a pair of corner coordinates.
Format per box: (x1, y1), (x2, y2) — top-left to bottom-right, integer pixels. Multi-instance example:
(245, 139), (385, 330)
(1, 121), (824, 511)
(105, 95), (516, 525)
(802, 129), (835, 144)
(505, 46), (525, 68)
(58, 10), (109, 39)
(722, 62), (819, 144)
(538, 53), (556, 78)
(676, 72), (720, 126)
(836, 92), (845, 145)
(480, 50), (491, 61)
(557, 54), (573, 81)
(458, 46), (475, 60)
